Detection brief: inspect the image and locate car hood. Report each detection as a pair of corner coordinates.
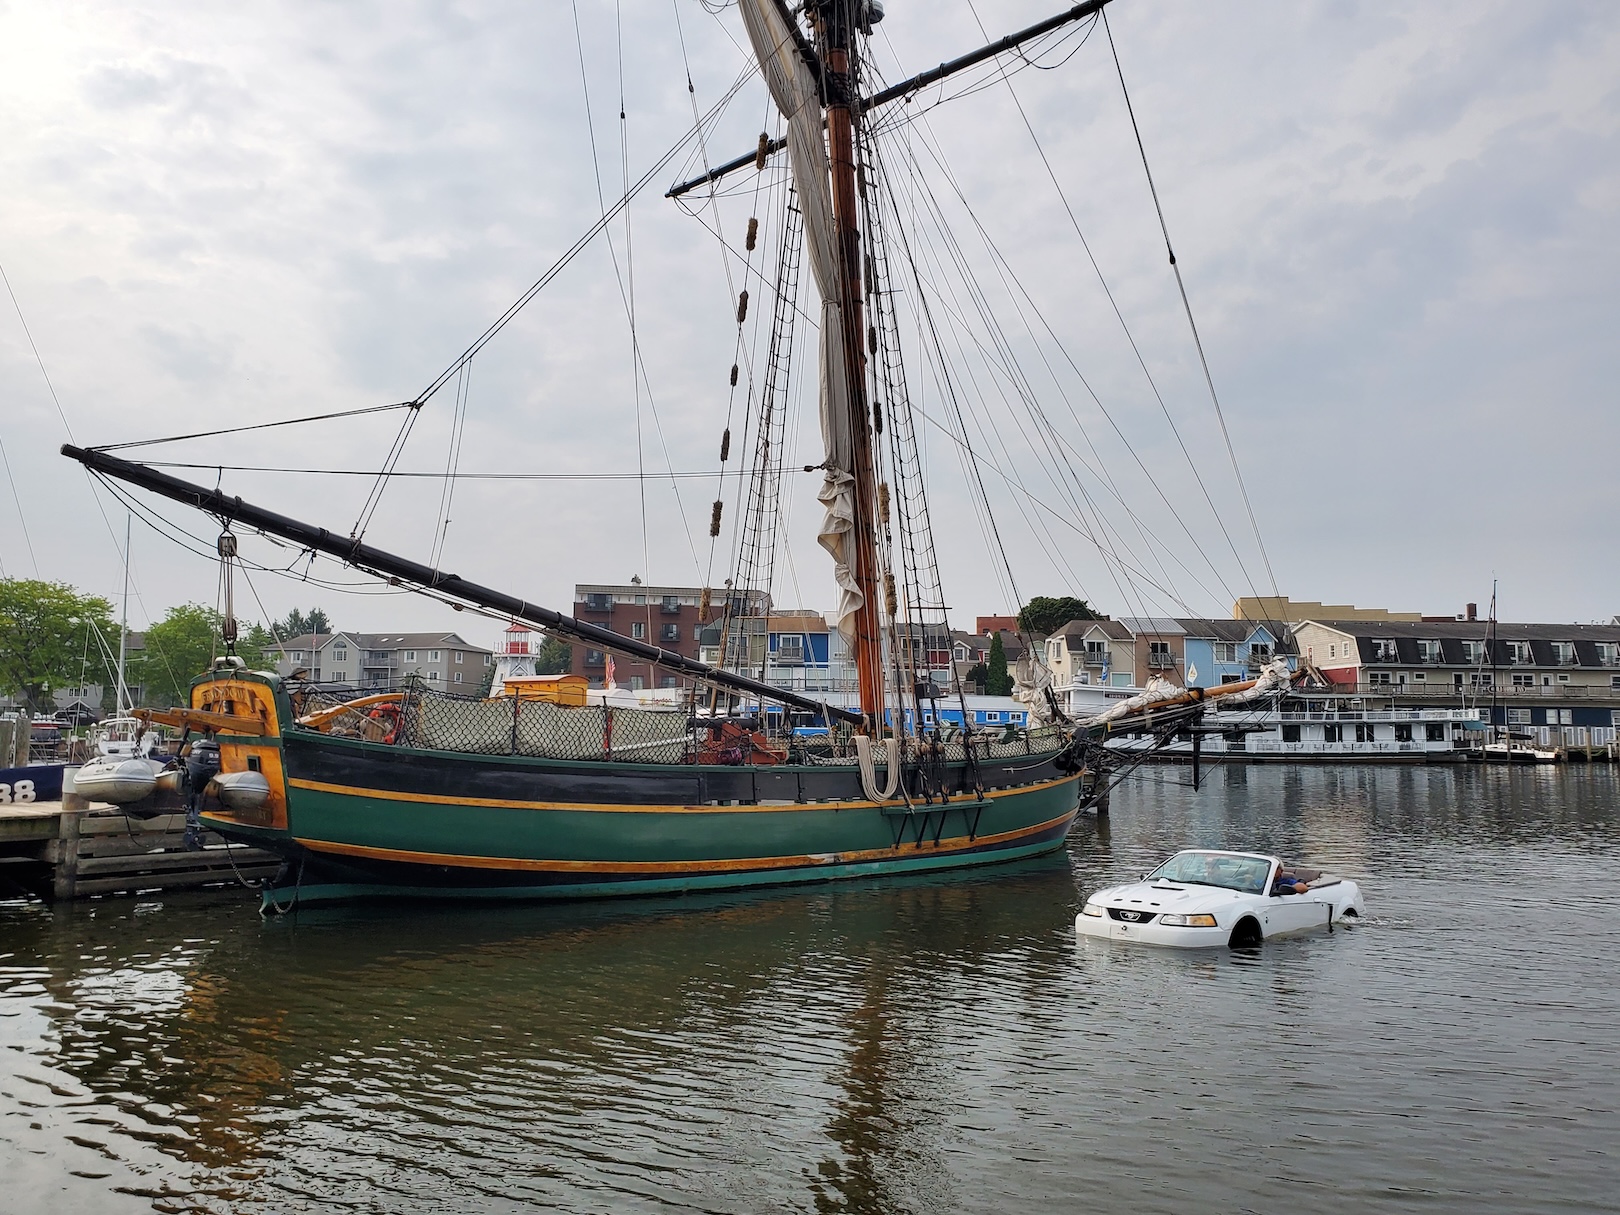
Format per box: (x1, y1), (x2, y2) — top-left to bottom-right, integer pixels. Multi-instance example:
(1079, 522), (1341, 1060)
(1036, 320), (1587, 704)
(1088, 880), (1252, 916)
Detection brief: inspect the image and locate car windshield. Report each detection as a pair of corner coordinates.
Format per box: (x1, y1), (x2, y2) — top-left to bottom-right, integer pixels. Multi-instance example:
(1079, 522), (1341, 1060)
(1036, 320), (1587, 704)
(1148, 852), (1270, 894)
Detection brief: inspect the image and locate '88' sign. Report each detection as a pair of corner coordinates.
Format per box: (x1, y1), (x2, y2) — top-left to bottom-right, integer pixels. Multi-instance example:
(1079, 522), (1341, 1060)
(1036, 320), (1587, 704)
(0, 780), (36, 803)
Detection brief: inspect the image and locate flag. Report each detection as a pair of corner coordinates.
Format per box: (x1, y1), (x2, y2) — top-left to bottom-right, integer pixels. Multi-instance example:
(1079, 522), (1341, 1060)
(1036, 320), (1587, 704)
(605, 654), (616, 690)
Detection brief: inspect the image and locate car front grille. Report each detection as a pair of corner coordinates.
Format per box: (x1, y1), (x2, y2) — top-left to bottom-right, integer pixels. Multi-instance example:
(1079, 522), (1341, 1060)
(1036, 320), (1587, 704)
(1106, 908), (1158, 923)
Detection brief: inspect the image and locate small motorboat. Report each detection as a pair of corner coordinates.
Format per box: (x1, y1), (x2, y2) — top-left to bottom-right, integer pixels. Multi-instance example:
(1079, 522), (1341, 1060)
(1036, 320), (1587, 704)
(72, 756), (160, 805)
(1077, 850), (1366, 949)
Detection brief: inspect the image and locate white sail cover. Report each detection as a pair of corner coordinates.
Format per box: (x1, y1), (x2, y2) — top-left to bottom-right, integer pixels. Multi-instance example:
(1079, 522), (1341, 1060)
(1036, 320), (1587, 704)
(739, 0), (863, 642)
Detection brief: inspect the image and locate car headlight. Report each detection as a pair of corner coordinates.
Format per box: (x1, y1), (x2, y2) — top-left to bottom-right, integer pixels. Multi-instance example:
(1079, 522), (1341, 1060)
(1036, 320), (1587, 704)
(1080, 903), (1103, 917)
(1159, 913), (1218, 927)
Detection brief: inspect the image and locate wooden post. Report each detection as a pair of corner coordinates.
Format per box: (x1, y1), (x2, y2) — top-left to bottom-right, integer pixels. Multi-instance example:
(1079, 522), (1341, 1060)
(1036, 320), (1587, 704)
(52, 808), (81, 901)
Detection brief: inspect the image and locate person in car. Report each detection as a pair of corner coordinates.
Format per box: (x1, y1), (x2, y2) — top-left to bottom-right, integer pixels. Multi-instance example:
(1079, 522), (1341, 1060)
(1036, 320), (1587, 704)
(1272, 864), (1309, 896)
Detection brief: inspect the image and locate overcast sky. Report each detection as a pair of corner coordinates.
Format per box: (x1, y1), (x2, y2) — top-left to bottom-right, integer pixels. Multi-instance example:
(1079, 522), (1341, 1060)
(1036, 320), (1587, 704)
(2, 0), (1616, 647)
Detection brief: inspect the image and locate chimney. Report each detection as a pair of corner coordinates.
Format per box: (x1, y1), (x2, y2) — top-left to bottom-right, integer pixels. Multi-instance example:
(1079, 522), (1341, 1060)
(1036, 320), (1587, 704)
(1466, 603), (1477, 622)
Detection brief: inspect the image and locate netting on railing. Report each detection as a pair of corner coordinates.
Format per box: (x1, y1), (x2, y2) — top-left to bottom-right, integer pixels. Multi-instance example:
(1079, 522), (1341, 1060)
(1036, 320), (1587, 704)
(388, 687), (694, 764)
(288, 683), (1071, 769)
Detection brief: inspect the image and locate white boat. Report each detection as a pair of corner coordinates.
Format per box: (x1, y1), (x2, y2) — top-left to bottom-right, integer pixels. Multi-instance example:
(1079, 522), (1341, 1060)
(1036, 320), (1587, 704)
(72, 756), (160, 804)
(1077, 850), (1366, 949)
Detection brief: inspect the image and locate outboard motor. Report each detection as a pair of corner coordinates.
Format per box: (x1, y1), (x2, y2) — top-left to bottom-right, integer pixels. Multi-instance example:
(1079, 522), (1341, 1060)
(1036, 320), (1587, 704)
(183, 738), (221, 850)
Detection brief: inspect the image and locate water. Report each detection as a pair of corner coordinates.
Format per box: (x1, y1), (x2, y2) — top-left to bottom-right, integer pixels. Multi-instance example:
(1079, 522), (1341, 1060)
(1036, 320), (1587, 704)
(2, 765), (1616, 1214)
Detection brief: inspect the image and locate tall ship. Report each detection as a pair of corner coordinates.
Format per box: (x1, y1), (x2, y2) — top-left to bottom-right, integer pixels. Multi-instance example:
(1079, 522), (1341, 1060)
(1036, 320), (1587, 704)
(64, 0), (1291, 910)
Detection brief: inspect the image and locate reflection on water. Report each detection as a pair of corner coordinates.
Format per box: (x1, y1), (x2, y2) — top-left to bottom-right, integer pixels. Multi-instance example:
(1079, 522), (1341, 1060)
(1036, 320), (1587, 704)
(2, 766), (1617, 1213)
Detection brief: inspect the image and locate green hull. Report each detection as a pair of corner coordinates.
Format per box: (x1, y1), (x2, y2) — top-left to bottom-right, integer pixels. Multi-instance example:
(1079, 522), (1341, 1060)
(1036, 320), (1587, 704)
(196, 673), (1085, 912)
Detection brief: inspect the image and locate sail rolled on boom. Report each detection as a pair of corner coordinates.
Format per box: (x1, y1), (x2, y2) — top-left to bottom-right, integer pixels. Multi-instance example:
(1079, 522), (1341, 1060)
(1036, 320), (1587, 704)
(739, 0), (864, 645)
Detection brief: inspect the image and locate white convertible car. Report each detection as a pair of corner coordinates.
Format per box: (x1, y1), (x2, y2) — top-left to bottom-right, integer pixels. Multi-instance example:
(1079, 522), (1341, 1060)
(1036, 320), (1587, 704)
(1076, 850), (1366, 949)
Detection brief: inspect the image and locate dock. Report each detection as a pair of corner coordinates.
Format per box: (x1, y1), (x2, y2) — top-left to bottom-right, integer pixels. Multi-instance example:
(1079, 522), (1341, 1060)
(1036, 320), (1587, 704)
(0, 800), (280, 901)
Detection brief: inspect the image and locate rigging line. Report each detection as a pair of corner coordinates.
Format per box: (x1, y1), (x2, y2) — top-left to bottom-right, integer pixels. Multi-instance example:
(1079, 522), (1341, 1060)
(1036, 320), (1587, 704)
(1102, 8), (1279, 602)
(353, 66), (757, 549)
(929, 14), (1190, 625)
(886, 140), (1155, 624)
(138, 463), (722, 480)
(0, 430), (39, 576)
(3, 256), (181, 644)
(956, 2), (1266, 614)
(572, 0), (703, 583)
(0, 259), (78, 445)
(619, 0), (655, 619)
(892, 114), (1222, 614)
(429, 359), (471, 573)
(90, 402), (417, 452)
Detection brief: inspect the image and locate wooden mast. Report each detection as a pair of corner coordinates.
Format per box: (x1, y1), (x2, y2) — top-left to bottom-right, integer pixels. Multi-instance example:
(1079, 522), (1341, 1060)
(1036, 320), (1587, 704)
(813, 0), (886, 728)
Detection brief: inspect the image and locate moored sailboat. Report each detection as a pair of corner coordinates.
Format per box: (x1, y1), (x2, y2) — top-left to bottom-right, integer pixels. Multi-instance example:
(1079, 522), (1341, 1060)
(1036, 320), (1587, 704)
(63, 0), (1284, 910)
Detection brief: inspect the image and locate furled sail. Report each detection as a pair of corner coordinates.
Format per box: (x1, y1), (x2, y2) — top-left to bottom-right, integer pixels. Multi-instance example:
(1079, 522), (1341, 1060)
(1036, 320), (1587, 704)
(738, 0), (864, 643)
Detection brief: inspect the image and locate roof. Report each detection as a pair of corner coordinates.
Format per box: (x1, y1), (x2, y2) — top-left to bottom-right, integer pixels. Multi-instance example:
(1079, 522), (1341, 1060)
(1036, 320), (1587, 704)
(1297, 619), (1620, 643)
(1049, 617), (1128, 641)
(1120, 617), (1186, 637)
(273, 631), (491, 654)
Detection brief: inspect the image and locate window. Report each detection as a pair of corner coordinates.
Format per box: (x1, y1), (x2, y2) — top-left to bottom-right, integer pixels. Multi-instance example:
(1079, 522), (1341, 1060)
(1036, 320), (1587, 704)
(1613, 675), (1620, 690)
(331, 670), (346, 683)
(290, 650), (305, 662)
(429, 650), (441, 662)
(631, 622), (645, 639)
(661, 676), (678, 688)
(453, 671), (463, 684)
(1250, 643), (1272, 664)
(1550, 708), (1573, 726)
(661, 623), (680, 643)
(428, 671), (439, 681)
(1426, 724), (1446, 742)
(1553, 642), (1574, 666)
(1323, 724), (1342, 743)
(585, 649), (605, 667)
(634, 594), (646, 605)
(1220, 674), (1242, 685)
(1612, 711), (1620, 728)
(455, 651), (464, 663)
(630, 676), (644, 691)
(1149, 641), (1174, 668)
(332, 645), (348, 662)
(1212, 642), (1236, 663)
(583, 593), (612, 611)
(985, 712), (1000, 723)
(1372, 640), (1396, 662)
(1394, 724), (1412, 742)
(1462, 641), (1484, 665)
(1508, 641), (1531, 665)
(1512, 673), (1534, 688)
(1471, 672), (1494, 687)
(694, 625), (704, 641)
(1355, 723), (1376, 742)
(1507, 708), (1532, 725)
(1084, 640), (1107, 663)
(404, 650), (416, 662)
(777, 635), (804, 663)
(1598, 643), (1618, 667)
(1417, 640), (1442, 664)
(1047, 639), (1064, 661)
(1328, 644), (1336, 659)
(1413, 672), (1427, 681)
(1281, 724), (1300, 743)
(1368, 671), (1391, 686)
(484, 654), (492, 666)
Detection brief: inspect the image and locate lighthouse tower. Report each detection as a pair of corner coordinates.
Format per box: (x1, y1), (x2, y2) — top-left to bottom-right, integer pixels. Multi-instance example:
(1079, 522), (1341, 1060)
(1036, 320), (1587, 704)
(491, 621), (536, 696)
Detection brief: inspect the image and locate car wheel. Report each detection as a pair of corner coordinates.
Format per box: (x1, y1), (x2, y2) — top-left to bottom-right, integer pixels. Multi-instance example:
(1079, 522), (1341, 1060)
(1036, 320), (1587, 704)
(1228, 917), (1262, 950)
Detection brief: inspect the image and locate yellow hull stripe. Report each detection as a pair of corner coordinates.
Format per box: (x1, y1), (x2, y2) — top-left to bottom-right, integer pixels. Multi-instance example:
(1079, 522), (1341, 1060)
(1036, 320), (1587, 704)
(286, 773), (1075, 815)
(292, 810), (1077, 875)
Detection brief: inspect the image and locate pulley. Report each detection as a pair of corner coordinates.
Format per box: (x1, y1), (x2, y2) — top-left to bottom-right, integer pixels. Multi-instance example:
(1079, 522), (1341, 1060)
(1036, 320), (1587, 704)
(745, 217), (758, 251)
(710, 500), (724, 537)
(755, 132), (770, 171)
(720, 428), (731, 463)
(736, 290), (749, 324)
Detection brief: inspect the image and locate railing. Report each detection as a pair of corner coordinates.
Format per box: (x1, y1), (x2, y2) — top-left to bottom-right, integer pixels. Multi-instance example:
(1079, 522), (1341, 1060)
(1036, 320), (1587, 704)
(1362, 682), (1620, 701)
(660, 599), (682, 615)
(1148, 653), (1179, 669)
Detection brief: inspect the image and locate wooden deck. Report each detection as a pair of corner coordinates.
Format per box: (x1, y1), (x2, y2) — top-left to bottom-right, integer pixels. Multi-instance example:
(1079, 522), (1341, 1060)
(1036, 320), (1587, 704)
(0, 800), (280, 900)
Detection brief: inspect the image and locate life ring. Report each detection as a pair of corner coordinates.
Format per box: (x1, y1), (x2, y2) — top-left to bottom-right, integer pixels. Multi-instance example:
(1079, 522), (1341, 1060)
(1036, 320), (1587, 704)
(364, 703), (401, 745)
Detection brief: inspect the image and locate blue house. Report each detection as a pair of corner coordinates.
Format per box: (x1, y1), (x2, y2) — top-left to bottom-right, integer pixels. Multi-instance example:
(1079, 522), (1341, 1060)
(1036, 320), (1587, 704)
(1176, 619), (1293, 687)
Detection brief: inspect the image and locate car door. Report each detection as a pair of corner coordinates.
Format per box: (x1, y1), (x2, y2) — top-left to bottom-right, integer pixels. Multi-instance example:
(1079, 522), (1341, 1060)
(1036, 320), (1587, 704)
(1261, 868), (1331, 937)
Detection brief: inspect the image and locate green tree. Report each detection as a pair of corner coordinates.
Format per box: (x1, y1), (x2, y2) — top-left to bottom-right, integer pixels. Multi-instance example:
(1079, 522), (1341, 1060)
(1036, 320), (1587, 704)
(473, 661), (495, 697)
(985, 633), (1013, 696)
(1017, 595), (1100, 637)
(535, 634), (573, 675)
(134, 604), (268, 707)
(965, 661), (989, 694)
(0, 579), (116, 717)
(278, 607), (332, 638)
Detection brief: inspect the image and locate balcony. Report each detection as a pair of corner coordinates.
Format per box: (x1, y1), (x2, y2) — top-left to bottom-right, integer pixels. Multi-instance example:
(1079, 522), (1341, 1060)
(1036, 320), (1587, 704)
(1148, 652), (1180, 670)
(660, 597), (682, 615)
(581, 594), (612, 612)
